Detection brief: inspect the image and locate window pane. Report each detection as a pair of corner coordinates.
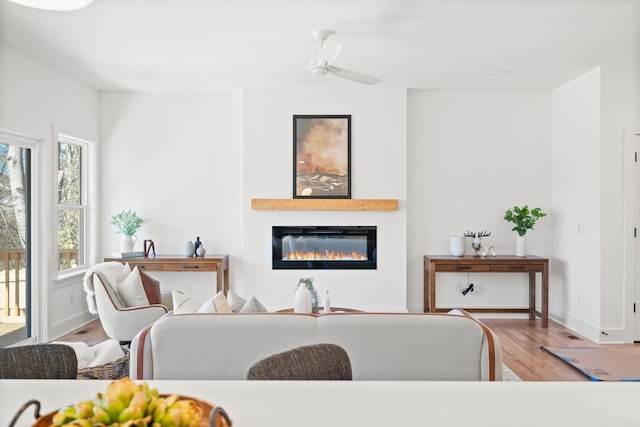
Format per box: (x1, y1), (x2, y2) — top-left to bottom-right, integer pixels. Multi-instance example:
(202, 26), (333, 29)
(58, 142), (81, 205)
(0, 140), (31, 345)
(58, 208), (82, 270)
(58, 139), (84, 271)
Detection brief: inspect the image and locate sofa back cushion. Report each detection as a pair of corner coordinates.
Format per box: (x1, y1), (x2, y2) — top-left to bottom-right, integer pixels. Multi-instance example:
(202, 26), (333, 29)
(132, 312), (499, 381)
(147, 313), (318, 380)
(317, 313), (488, 380)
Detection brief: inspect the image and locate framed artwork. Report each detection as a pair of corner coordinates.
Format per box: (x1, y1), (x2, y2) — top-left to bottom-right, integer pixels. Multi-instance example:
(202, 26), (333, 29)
(293, 115), (351, 199)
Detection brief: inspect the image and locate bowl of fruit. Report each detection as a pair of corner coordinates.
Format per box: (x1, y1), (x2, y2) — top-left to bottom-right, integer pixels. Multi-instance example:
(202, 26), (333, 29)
(10, 378), (231, 427)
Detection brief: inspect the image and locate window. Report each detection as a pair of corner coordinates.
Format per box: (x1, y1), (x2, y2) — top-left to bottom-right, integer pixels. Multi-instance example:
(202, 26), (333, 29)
(57, 134), (94, 272)
(0, 129), (39, 346)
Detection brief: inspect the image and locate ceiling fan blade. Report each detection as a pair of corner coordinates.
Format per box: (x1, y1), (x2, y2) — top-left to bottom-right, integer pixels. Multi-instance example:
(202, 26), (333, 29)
(328, 42), (343, 66)
(327, 66), (381, 85)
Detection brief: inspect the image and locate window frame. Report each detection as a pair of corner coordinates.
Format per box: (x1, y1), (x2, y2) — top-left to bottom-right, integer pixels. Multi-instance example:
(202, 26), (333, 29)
(55, 133), (96, 280)
(0, 128), (45, 345)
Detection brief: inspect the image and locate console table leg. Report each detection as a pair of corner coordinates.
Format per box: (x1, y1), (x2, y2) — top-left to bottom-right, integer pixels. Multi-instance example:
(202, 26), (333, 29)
(424, 269), (430, 312)
(428, 265), (436, 313)
(542, 264), (549, 327)
(529, 272), (536, 320)
(223, 267), (229, 294)
(216, 265), (223, 294)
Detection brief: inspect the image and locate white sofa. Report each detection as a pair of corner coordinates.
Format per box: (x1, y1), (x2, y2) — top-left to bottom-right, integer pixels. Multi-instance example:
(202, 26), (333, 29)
(130, 310), (503, 381)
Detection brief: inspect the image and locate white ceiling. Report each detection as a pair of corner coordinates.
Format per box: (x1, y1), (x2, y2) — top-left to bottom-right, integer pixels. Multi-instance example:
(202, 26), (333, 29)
(0, 0), (638, 91)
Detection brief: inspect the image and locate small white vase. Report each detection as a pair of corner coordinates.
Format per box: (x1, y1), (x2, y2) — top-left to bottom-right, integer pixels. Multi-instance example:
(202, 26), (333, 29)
(196, 245), (206, 257)
(185, 241), (195, 257)
(516, 235), (526, 257)
(449, 235), (466, 257)
(324, 289), (331, 313)
(294, 285), (312, 313)
(120, 234), (137, 253)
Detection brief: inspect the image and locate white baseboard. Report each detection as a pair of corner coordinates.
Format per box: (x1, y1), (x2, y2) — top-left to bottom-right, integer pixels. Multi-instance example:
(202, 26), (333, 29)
(49, 312), (97, 342)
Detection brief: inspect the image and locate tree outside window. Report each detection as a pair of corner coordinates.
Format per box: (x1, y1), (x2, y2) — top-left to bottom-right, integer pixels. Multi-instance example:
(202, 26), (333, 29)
(58, 139), (84, 271)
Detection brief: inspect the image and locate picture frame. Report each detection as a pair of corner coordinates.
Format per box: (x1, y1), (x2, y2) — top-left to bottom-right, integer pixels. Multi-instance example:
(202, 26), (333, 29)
(293, 115), (351, 199)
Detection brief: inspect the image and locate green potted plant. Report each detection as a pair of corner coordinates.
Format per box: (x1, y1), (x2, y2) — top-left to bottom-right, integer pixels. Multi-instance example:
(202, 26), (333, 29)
(504, 205), (546, 257)
(110, 209), (143, 252)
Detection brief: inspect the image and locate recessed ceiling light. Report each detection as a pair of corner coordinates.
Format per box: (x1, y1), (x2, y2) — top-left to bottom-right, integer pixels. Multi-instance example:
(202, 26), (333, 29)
(140, 71), (158, 77)
(7, 0), (94, 11)
(492, 70), (511, 77)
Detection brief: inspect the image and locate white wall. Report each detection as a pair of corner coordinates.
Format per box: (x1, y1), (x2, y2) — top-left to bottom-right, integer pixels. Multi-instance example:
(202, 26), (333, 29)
(408, 90), (553, 314)
(99, 91), (243, 303)
(551, 68), (602, 340)
(4, 36), (635, 341)
(242, 88), (407, 311)
(0, 42), (100, 340)
(551, 64), (640, 343)
(599, 64), (640, 341)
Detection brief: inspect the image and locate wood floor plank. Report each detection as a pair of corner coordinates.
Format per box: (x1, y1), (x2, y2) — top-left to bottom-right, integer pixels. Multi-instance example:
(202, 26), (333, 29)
(483, 318), (619, 381)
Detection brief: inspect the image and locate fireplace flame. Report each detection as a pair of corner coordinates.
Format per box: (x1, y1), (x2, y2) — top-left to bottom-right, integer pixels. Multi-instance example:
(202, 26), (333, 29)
(283, 250), (367, 261)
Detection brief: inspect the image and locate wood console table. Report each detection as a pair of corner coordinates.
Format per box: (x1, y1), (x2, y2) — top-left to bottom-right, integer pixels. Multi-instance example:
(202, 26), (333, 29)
(424, 255), (549, 327)
(104, 255), (229, 294)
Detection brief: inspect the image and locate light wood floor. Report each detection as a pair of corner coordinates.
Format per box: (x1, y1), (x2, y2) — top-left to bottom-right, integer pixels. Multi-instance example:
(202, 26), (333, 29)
(57, 317), (637, 381)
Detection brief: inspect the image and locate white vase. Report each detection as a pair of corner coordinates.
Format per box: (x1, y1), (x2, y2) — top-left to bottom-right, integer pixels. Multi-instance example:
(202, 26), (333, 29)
(449, 235), (466, 257)
(120, 234), (137, 253)
(516, 236), (526, 257)
(196, 245), (206, 257)
(185, 241), (195, 257)
(294, 285), (312, 313)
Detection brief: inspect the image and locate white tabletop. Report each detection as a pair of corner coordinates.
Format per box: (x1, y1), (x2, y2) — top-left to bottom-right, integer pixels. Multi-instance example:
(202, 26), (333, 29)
(1, 380), (638, 427)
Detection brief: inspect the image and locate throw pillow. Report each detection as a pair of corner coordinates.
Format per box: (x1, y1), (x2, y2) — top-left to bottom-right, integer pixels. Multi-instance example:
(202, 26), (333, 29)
(227, 290), (247, 313)
(117, 266), (149, 307)
(196, 291), (232, 314)
(196, 295), (218, 313)
(213, 291), (232, 313)
(172, 290), (201, 314)
(239, 296), (268, 313)
(139, 270), (162, 305)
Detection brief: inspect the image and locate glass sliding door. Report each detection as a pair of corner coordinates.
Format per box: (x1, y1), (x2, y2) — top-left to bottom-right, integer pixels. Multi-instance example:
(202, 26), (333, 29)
(0, 138), (32, 347)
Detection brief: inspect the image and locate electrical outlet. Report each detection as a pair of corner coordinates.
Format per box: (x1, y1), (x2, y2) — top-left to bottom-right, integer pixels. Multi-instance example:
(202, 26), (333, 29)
(69, 291), (74, 304)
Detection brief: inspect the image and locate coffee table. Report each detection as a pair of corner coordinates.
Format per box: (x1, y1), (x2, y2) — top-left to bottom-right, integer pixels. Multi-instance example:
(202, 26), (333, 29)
(275, 307), (364, 313)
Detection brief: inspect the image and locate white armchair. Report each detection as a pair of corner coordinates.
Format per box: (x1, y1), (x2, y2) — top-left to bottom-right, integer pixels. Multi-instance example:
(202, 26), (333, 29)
(93, 272), (168, 343)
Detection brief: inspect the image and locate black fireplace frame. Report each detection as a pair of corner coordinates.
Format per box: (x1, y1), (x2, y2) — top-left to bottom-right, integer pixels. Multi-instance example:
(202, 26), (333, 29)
(272, 226), (377, 270)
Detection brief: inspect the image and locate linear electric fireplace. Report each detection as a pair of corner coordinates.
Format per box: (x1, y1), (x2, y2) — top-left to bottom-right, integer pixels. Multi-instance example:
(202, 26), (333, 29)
(272, 226), (377, 270)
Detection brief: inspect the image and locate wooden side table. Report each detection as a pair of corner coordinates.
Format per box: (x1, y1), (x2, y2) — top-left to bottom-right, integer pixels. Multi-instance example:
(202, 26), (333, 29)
(104, 255), (229, 294)
(423, 255), (549, 327)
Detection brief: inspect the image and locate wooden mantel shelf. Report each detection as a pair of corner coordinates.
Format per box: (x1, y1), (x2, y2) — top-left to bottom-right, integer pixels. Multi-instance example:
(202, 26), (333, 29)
(251, 198), (398, 211)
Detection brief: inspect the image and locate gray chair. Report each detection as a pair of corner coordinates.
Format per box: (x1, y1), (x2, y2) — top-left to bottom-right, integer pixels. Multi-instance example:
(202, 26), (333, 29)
(0, 344), (77, 379)
(246, 343), (352, 380)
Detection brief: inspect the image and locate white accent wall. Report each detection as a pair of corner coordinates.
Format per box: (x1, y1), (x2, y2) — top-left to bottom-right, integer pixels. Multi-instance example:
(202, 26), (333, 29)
(407, 91), (553, 313)
(242, 88), (407, 311)
(551, 64), (640, 343)
(551, 68), (602, 339)
(0, 42), (99, 341)
(99, 91), (244, 304)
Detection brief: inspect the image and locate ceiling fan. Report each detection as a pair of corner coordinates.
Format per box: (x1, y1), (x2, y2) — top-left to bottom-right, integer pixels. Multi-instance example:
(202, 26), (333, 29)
(307, 29), (381, 85)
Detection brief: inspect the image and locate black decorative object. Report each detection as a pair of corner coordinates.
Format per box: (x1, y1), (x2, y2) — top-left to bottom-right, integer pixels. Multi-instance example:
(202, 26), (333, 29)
(293, 115), (351, 199)
(143, 239), (155, 258)
(461, 283), (475, 296)
(194, 237), (201, 254)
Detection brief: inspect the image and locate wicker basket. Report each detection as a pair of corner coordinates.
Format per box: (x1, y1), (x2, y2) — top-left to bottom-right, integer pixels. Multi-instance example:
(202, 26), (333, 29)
(77, 349), (130, 380)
